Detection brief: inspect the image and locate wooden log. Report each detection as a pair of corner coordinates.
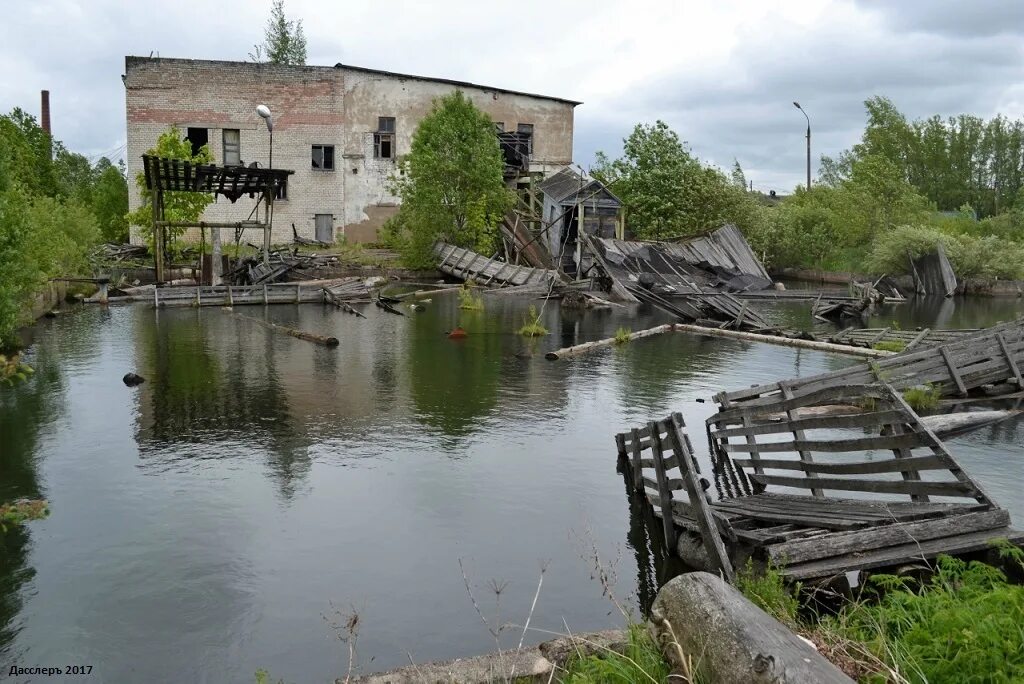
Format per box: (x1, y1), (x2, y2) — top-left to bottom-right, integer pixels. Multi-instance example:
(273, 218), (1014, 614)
(545, 324), (674, 359)
(921, 409), (1021, 437)
(674, 324), (892, 358)
(651, 572), (853, 683)
(323, 288), (367, 318)
(234, 312), (339, 346)
(768, 509), (1010, 565)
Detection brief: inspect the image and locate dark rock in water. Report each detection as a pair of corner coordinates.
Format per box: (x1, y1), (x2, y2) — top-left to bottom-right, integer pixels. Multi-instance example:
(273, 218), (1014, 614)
(123, 373), (145, 386)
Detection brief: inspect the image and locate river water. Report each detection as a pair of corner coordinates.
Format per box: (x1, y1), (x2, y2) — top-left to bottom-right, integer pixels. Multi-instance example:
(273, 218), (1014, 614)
(2, 291), (1023, 683)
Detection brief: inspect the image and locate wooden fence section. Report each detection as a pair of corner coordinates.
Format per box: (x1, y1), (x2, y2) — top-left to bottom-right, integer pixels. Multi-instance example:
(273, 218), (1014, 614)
(149, 278), (372, 308)
(715, 318), (1024, 412)
(616, 385), (1022, 581)
(433, 242), (563, 289)
(825, 326), (979, 351)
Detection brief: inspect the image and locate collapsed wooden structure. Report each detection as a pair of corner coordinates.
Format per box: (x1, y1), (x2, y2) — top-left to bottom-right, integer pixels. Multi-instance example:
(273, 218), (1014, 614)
(824, 326), (980, 352)
(142, 155), (293, 283)
(614, 323), (1024, 581)
(143, 277), (373, 308)
(433, 241), (564, 289)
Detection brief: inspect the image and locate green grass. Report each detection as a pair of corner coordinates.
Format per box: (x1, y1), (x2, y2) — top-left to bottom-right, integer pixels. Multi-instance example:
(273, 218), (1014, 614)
(458, 285), (485, 311)
(518, 305), (548, 337)
(735, 559), (800, 629)
(902, 383), (940, 412)
(613, 327), (632, 345)
(560, 623), (672, 684)
(872, 340), (906, 353)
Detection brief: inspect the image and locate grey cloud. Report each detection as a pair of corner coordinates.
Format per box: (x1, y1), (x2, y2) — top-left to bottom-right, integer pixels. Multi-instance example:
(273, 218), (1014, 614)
(855, 0), (1024, 37)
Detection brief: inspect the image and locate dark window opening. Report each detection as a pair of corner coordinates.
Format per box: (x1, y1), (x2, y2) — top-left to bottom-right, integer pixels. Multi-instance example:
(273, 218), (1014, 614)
(186, 127), (209, 157)
(275, 179), (288, 201)
(312, 144), (335, 170)
(494, 121), (504, 132)
(517, 123), (533, 155)
(222, 129), (241, 166)
(375, 116), (396, 159)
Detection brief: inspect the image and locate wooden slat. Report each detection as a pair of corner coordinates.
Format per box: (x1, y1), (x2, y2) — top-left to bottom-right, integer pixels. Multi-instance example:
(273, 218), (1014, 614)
(768, 509), (1010, 565)
(662, 413), (734, 580)
(722, 431), (924, 454)
(731, 454), (947, 475)
(713, 410), (906, 438)
(905, 327), (931, 351)
(629, 428), (643, 492)
(780, 381), (822, 497)
(748, 473), (976, 497)
(784, 526), (1024, 579)
(648, 420), (678, 550)
(940, 346), (968, 396)
(997, 332), (1024, 387)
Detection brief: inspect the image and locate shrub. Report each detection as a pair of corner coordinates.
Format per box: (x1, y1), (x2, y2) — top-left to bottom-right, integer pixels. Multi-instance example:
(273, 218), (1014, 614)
(0, 499), (48, 532)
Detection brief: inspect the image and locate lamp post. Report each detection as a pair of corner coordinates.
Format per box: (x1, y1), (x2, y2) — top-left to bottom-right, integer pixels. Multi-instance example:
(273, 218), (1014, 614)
(793, 101), (811, 190)
(256, 105), (274, 261)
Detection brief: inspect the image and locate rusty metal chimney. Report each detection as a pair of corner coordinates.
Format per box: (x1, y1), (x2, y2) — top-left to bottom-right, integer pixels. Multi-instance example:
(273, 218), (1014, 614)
(40, 90), (51, 134)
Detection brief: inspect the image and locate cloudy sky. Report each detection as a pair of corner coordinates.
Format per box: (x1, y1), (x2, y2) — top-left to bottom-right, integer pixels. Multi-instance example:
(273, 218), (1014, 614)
(2, 0), (1023, 192)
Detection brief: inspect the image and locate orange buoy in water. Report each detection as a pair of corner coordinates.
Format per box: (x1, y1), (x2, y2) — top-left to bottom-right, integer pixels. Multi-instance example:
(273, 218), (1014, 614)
(448, 327), (468, 339)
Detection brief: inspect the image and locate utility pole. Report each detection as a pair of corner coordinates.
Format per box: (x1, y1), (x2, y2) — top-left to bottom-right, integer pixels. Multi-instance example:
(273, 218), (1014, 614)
(793, 102), (811, 190)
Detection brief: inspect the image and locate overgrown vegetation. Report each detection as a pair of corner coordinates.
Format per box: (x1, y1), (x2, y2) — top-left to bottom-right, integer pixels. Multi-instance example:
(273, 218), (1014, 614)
(517, 305), (548, 337)
(126, 126), (213, 251)
(737, 544), (1024, 683)
(0, 353), (34, 386)
(560, 623), (672, 684)
(0, 108), (119, 349)
(902, 383), (940, 412)
(872, 340), (906, 353)
(613, 327), (632, 344)
(0, 499), (48, 533)
(385, 91), (514, 268)
(457, 285), (484, 311)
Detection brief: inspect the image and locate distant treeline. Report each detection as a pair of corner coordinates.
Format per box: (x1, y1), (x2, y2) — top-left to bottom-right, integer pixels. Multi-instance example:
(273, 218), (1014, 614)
(0, 108), (128, 348)
(595, 98), (1024, 283)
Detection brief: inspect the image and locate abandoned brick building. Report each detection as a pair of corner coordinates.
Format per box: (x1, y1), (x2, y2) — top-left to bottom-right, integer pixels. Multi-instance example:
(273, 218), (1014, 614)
(123, 56), (578, 245)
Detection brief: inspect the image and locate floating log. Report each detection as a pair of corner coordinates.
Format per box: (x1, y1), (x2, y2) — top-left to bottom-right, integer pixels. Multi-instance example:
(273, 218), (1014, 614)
(545, 324), (675, 360)
(674, 324), (892, 358)
(322, 288), (366, 317)
(234, 312), (339, 346)
(374, 299), (405, 316)
(922, 409), (1022, 437)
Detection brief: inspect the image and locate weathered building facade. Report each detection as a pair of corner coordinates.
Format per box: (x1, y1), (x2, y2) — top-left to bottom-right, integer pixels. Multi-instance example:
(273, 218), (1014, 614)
(124, 57), (578, 245)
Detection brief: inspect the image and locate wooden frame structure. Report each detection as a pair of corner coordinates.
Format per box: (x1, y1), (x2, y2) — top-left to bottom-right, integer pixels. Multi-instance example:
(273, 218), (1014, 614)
(433, 241), (563, 289)
(617, 384), (1021, 581)
(142, 155), (293, 283)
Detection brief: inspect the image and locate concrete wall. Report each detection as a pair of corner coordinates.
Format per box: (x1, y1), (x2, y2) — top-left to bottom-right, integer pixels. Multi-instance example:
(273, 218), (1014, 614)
(124, 57), (576, 245)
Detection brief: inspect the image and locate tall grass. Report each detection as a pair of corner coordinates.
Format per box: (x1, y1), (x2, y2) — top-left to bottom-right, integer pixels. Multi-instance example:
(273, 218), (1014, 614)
(560, 623), (672, 684)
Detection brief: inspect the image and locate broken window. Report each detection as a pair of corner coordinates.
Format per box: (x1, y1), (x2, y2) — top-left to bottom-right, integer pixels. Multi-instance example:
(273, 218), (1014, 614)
(186, 127), (209, 157)
(222, 129), (241, 166)
(275, 179), (288, 201)
(374, 117), (396, 159)
(312, 144), (335, 170)
(494, 121), (504, 132)
(517, 123), (533, 155)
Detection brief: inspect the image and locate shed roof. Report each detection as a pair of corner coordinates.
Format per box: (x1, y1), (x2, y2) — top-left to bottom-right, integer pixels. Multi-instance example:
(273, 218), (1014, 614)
(537, 167), (620, 206)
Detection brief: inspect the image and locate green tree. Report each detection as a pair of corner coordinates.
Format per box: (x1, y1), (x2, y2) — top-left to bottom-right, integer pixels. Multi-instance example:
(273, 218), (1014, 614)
(91, 158), (129, 243)
(251, 0), (307, 66)
(388, 91), (513, 266)
(594, 120), (761, 240)
(127, 127), (213, 245)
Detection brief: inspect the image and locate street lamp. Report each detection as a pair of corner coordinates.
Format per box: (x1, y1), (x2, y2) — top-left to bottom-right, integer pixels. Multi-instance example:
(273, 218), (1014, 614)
(254, 105), (272, 172)
(793, 101), (811, 190)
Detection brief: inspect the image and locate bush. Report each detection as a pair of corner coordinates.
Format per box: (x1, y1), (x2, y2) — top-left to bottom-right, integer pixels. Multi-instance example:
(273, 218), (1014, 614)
(865, 225), (1024, 280)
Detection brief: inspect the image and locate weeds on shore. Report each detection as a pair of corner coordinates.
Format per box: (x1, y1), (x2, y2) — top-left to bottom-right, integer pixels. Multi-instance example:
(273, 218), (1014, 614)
(0, 354), (33, 386)
(737, 542), (1024, 682)
(0, 499), (49, 533)
(561, 623), (670, 683)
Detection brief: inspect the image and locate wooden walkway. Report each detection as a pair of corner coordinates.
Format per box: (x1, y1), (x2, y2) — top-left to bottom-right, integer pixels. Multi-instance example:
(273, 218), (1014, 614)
(147, 278), (372, 308)
(826, 326), (979, 351)
(433, 242), (563, 289)
(615, 383), (1022, 581)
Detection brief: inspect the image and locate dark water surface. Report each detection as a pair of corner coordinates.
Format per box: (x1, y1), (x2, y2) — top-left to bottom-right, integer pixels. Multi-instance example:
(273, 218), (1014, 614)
(2, 292), (1023, 683)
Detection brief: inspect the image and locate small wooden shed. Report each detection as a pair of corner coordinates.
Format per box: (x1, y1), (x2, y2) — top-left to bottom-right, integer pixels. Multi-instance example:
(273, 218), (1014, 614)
(537, 167), (622, 278)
